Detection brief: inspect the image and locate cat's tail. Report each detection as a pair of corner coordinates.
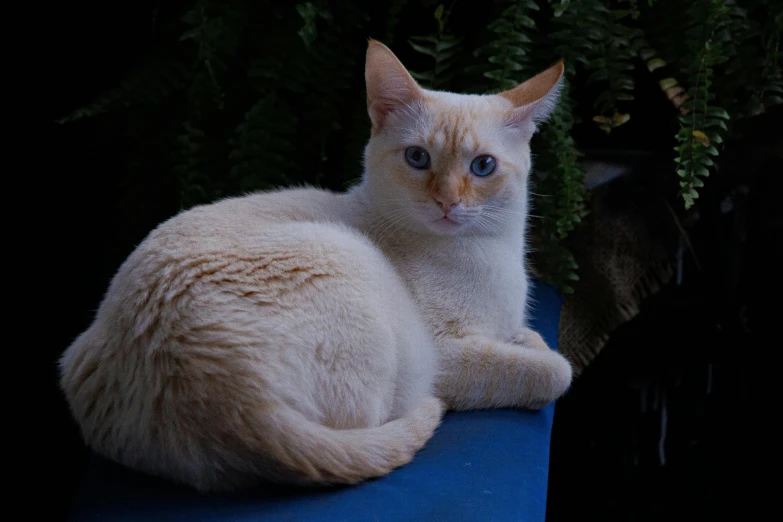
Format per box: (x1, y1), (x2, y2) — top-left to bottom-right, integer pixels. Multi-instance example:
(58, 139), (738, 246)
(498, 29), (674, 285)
(261, 397), (444, 486)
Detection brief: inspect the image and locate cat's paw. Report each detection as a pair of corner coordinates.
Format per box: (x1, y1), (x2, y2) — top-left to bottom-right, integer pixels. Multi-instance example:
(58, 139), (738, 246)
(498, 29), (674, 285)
(406, 397), (446, 443)
(510, 327), (551, 351)
(521, 349), (573, 410)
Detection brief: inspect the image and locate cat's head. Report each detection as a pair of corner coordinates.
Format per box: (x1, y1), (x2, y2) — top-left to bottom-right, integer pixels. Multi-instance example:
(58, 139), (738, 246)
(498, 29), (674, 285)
(362, 40), (563, 237)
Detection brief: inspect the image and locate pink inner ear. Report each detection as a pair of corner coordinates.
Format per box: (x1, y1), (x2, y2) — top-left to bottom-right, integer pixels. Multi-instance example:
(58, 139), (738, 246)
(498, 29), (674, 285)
(369, 93), (422, 131)
(370, 100), (396, 127)
(504, 103), (538, 140)
(365, 42), (421, 131)
(369, 82), (420, 129)
(506, 102), (537, 126)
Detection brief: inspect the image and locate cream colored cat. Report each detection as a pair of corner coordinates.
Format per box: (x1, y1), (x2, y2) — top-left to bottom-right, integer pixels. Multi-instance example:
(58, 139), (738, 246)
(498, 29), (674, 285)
(346, 41), (573, 411)
(59, 40), (572, 493)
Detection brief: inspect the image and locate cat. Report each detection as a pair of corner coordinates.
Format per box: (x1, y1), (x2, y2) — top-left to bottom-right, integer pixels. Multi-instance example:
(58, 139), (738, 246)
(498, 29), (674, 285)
(59, 40), (572, 493)
(59, 189), (442, 492)
(343, 41), (573, 411)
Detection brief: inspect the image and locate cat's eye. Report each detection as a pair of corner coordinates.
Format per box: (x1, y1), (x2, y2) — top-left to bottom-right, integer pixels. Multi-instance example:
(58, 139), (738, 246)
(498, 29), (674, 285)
(405, 146), (431, 169)
(470, 155), (496, 177)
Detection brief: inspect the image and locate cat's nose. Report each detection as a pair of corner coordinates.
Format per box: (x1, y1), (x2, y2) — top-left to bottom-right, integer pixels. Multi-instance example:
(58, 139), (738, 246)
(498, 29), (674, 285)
(433, 195), (460, 213)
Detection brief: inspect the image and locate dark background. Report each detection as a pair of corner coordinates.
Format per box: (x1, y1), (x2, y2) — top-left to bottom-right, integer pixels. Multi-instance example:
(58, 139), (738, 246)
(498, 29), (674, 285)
(40, 1), (778, 520)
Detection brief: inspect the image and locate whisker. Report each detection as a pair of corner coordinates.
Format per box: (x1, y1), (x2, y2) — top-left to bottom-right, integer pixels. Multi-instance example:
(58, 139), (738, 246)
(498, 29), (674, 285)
(480, 213), (508, 230)
(475, 216), (497, 235)
(365, 208), (409, 238)
(481, 205), (527, 216)
(478, 217), (493, 234)
(364, 208), (406, 229)
(376, 211), (412, 238)
(387, 214), (414, 237)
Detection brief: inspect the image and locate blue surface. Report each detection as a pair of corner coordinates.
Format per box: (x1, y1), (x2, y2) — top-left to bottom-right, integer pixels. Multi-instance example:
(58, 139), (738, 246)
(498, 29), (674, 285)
(67, 281), (563, 522)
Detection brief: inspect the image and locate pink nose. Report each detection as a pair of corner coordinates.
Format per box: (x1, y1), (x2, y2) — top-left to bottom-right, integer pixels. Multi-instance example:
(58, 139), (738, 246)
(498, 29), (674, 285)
(433, 195), (460, 213)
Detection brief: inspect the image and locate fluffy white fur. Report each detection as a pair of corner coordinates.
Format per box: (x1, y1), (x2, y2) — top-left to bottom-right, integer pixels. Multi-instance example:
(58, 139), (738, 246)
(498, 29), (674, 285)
(59, 40), (572, 493)
(60, 189), (442, 491)
(343, 41), (573, 411)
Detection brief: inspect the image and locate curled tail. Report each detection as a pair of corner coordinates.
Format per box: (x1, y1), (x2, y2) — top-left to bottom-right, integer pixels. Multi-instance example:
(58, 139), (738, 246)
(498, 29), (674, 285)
(262, 397), (445, 486)
(60, 328), (444, 492)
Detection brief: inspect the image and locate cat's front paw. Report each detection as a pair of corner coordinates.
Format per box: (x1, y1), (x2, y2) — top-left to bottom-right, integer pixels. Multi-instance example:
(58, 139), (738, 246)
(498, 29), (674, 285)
(523, 349), (573, 410)
(510, 327), (550, 351)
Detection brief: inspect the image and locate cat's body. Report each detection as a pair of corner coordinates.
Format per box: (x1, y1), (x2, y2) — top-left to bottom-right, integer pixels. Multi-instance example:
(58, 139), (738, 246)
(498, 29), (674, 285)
(59, 41), (572, 492)
(60, 188), (442, 491)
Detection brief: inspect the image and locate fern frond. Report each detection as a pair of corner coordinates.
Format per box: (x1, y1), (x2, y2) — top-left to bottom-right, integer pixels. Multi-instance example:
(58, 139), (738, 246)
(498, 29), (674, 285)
(175, 120), (213, 209)
(180, 0), (245, 110)
(674, 0), (731, 210)
(408, 3), (462, 90)
(57, 60), (191, 123)
(715, 0), (782, 120)
(469, 0), (540, 93)
(385, 0), (409, 45)
(636, 44), (690, 114)
(530, 80), (589, 294)
(228, 94), (298, 192)
(551, 0), (639, 133)
(289, 0), (369, 185)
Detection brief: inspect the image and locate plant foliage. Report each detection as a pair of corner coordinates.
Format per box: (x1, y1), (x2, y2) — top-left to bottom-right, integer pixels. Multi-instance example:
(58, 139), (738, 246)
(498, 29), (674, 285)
(59, 0), (782, 293)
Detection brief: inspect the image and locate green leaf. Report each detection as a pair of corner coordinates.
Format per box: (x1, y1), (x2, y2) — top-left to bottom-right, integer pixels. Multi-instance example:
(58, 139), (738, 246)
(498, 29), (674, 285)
(659, 78), (679, 90)
(704, 118), (729, 131)
(410, 35), (439, 44)
(639, 48), (657, 61)
(410, 70), (434, 82)
(436, 39), (461, 53)
(434, 4), (444, 21)
(706, 107), (730, 119)
(408, 40), (437, 58)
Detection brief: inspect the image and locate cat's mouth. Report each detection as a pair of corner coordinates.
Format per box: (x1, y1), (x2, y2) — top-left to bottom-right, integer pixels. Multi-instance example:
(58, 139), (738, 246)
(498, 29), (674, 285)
(431, 214), (463, 229)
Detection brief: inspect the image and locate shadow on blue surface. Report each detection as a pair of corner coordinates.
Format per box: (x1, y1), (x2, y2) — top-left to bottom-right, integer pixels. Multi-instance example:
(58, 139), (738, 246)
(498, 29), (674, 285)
(67, 282), (563, 522)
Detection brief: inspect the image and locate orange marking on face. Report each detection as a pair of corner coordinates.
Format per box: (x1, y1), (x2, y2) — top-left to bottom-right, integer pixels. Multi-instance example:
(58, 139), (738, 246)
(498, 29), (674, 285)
(392, 163), (423, 191)
(458, 174), (477, 202)
(389, 103), (518, 209)
(454, 125), (470, 157)
(425, 128), (438, 149)
(471, 172), (508, 202)
(499, 159), (524, 180)
(466, 126), (481, 156)
(426, 171), (462, 208)
(447, 113), (463, 157)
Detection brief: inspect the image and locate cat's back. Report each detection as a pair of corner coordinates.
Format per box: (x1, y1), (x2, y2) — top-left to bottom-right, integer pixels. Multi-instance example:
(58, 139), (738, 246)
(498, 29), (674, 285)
(148, 186), (346, 245)
(87, 186), (358, 345)
(116, 187), (347, 282)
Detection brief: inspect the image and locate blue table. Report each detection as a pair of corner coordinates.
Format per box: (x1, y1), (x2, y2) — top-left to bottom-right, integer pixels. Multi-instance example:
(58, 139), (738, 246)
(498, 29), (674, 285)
(67, 282), (563, 522)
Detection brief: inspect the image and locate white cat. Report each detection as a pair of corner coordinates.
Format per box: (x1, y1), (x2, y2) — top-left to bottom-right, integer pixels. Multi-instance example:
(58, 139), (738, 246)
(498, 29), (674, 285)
(58, 40), (572, 493)
(345, 40), (572, 411)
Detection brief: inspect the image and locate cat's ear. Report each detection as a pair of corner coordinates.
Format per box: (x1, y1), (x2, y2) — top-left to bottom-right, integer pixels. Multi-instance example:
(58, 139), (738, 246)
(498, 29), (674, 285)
(365, 40), (422, 132)
(499, 60), (565, 140)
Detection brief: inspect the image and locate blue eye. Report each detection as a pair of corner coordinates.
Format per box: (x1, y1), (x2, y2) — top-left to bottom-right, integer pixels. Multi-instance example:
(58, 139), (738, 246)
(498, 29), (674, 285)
(470, 155), (496, 177)
(405, 146), (431, 169)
